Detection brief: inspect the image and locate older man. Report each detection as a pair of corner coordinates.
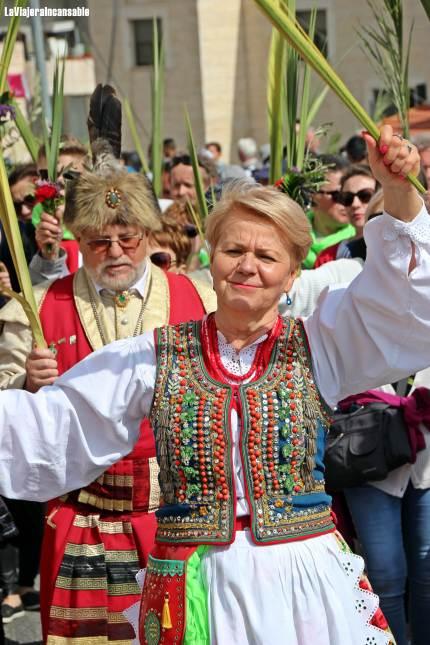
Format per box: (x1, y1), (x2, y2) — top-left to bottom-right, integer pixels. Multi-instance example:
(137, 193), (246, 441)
(0, 159), (216, 643)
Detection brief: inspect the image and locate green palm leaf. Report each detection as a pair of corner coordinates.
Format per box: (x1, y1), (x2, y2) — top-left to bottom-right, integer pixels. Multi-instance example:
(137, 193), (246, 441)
(11, 98), (39, 162)
(0, 0), (27, 94)
(253, 0), (425, 194)
(0, 0), (46, 346)
(124, 98), (149, 174)
(419, 0), (430, 21)
(47, 57), (65, 181)
(268, 3), (286, 183)
(151, 18), (164, 196)
(184, 107), (208, 222)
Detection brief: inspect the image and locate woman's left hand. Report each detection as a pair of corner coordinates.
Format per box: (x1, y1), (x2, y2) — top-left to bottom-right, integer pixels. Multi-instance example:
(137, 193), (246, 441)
(363, 125), (420, 190)
(363, 125), (422, 222)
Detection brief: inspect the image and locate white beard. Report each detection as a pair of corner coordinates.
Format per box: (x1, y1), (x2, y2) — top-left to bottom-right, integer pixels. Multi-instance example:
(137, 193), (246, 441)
(85, 258), (147, 292)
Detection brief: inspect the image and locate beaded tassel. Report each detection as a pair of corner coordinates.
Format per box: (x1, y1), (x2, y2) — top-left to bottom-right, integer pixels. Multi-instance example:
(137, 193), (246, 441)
(301, 381), (319, 491)
(161, 592), (172, 629)
(157, 407), (176, 503)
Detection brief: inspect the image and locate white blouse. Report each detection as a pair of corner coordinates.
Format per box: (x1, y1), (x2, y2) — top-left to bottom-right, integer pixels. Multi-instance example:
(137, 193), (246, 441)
(1, 206), (430, 501)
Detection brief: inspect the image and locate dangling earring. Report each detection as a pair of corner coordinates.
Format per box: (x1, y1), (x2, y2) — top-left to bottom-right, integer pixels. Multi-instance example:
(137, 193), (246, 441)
(286, 294), (292, 306)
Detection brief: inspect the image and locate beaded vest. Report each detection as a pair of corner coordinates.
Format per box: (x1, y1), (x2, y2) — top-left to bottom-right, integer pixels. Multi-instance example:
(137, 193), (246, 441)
(150, 317), (334, 546)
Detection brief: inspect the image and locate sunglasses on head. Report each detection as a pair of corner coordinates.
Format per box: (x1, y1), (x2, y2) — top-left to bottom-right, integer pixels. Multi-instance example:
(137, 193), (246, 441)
(316, 189), (342, 203)
(150, 252), (176, 271)
(338, 189), (375, 207)
(13, 194), (36, 213)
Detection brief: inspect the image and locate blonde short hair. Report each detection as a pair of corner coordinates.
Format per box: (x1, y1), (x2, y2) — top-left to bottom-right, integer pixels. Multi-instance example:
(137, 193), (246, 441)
(206, 180), (312, 268)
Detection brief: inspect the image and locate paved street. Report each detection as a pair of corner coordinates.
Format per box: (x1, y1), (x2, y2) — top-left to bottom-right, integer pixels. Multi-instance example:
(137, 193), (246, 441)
(4, 609), (42, 644)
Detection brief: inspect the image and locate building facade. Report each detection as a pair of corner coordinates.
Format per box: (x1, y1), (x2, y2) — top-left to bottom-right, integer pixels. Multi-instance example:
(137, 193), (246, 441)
(5, 0), (430, 162)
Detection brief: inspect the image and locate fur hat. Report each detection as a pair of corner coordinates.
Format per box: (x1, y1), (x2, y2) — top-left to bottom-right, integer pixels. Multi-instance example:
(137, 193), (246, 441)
(63, 84), (161, 236)
(64, 152), (162, 236)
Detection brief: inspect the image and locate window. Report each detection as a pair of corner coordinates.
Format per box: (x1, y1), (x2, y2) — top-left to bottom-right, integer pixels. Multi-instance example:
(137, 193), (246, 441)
(296, 9), (328, 57)
(132, 18), (162, 67)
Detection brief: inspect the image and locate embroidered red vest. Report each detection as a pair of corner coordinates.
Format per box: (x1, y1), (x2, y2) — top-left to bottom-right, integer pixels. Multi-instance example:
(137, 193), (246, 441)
(150, 318), (334, 545)
(39, 271), (208, 512)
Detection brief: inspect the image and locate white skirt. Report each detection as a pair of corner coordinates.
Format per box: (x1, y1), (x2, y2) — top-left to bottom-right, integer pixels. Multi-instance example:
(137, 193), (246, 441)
(126, 532), (391, 645)
(201, 531), (390, 645)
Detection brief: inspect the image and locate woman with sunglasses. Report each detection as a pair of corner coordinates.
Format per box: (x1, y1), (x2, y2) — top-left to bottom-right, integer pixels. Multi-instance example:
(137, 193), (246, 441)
(303, 155), (355, 269)
(315, 164), (378, 267)
(148, 214), (194, 274)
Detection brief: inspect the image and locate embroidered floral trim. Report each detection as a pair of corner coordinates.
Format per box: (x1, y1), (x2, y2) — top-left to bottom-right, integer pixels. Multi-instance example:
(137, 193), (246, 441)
(336, 535), (392, 645)
(382, 208), (430, 245)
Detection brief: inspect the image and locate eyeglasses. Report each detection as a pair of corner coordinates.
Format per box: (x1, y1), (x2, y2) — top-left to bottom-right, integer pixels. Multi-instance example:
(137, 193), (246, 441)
(13, 194), (36, 214)
(316, 189), (342, 203)
(338, 189), (375, 207)
(86, 234), (143, 254)
(150, 252), (176, 271)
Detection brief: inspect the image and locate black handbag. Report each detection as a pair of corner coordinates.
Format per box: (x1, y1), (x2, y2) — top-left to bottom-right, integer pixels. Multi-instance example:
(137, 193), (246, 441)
(324, 401), (412, 490)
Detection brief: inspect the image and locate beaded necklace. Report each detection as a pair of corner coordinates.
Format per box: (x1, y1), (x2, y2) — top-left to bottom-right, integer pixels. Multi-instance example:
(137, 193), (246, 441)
(202, 313), (283, 384)
(86, 273), (151, 345)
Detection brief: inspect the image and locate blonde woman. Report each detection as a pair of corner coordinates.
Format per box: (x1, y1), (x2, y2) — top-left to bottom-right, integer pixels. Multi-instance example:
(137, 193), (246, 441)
(0, 127), (427, 644)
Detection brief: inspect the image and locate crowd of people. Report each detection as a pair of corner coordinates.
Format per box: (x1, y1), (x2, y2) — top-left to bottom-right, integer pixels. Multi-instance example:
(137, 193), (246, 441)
(0, 94), (429, 645)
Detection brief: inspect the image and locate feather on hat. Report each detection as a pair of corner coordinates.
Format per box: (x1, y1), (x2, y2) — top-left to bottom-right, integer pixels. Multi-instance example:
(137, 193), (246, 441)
(64, 84), (161, 235)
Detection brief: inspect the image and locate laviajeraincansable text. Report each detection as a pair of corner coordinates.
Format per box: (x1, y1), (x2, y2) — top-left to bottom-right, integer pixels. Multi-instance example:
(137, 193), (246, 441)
(4, 6), (89, 17)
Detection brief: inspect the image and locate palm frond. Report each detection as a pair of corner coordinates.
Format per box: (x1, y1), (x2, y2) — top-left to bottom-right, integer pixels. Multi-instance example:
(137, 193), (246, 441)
(358, 0), (411, 137)
(306, 85), (329, 130)
(124, 98), (149, 174)
(184, 107), (208, 221)
(0, 0), (45, 345)
(11, 98), (39, 162)
(296, 8), (317, 169)
(419, 0), (430, 21)
(267, 6), (286, 183)
(0, 0), (27, 94)
(253, 0), (425, 194)
(47, 57), (65, 181)
(151, 18), (164, 196)
(186, 198), (208, 252)
(0, 152), (45, 346)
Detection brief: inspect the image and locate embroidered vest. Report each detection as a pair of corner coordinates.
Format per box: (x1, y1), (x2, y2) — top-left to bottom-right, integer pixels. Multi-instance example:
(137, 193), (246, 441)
(150, 318), (334, 546)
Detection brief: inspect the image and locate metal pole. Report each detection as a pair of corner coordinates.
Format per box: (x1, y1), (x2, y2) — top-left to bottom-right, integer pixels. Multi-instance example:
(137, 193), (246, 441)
(29, 0), (52, 125)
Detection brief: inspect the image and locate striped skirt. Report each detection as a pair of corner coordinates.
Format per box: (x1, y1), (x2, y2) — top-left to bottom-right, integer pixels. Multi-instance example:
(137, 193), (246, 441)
(40, 503), (157, 644)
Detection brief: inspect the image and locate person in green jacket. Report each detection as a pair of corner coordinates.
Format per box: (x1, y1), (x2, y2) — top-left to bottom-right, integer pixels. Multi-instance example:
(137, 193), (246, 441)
(303, 154), (355, 268)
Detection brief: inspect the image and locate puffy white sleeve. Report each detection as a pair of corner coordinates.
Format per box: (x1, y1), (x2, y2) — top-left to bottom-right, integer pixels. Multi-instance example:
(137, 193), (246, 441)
(304, 204), (430, 407)
(0, 331), (157, 501)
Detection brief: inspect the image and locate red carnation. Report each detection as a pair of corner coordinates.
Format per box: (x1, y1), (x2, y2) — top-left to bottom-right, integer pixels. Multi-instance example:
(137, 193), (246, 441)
(35, 184), (59, 203)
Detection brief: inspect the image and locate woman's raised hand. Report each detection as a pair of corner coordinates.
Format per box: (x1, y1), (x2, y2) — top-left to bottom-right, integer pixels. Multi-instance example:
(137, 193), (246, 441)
(363, 125), (422, 222)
